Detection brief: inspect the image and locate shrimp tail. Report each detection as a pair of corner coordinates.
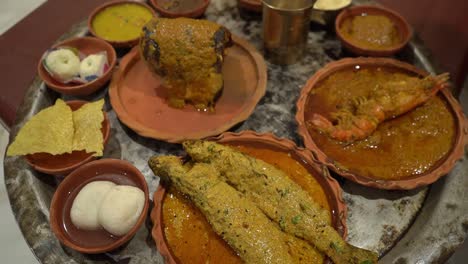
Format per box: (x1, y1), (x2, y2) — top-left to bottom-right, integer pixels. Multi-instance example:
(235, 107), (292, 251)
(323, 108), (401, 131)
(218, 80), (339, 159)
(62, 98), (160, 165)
(428, 72), (450, 96)
(310, 113), (334, 132)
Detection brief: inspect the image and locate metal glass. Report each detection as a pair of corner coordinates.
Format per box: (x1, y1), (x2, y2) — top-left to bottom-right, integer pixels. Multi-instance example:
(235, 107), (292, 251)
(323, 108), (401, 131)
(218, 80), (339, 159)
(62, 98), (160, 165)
(262, 0), (314, 64)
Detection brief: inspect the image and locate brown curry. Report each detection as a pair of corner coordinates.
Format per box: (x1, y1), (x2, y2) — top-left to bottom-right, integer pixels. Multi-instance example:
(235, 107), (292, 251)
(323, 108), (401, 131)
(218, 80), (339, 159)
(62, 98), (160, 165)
(305, 67), (456, 180)
(162, 144), (331, 263)
(340, 14), (400, 50)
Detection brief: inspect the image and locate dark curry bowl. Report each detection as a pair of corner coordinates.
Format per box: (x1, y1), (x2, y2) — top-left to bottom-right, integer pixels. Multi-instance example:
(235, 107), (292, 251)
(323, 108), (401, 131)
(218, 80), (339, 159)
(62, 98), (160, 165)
(335, 5), (412, 57)
(151, 131), (347, 263)
(296, 57), (467, 190)
(238, 0), (262, 13)
(150, 0), (210, 18)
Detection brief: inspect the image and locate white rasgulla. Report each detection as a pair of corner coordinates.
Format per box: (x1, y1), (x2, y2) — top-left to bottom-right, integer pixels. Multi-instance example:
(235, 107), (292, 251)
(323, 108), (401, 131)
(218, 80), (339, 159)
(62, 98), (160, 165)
(44, 48), (80, 82)
(70, 181), (116, 230)
(98, 185), (145, 236)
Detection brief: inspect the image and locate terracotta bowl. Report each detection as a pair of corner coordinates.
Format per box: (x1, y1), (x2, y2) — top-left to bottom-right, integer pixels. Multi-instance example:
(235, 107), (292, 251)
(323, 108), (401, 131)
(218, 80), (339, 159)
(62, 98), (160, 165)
(238, 0), (262, 12)
(150, 0), (210, 18)
(49, 159), (150, 254)
(151, 131), (347, 263)
(88, 0), (157, 47)
(25, 100), (111, 176)
(335, 5), (412, 57)
(295, 57), (467, 190)
(38, 37), (117, 96)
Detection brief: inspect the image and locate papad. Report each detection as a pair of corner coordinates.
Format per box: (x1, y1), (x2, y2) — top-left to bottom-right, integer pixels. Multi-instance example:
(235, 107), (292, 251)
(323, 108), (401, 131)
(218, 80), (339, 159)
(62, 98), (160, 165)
(72, 99), (105, 156)
(7, 99), (74, 156)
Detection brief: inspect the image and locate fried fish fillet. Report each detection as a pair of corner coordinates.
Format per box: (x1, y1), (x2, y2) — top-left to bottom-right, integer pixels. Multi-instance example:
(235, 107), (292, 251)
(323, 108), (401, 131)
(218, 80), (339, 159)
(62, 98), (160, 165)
(183, 140), (379, 264)
(150, 156), (295, 263)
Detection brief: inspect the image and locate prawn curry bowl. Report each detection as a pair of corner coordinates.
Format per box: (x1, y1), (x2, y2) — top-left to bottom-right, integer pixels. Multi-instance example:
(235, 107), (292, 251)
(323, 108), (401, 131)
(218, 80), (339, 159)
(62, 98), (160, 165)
(296, 57), (466, 190)
(150, 133), (379, 264)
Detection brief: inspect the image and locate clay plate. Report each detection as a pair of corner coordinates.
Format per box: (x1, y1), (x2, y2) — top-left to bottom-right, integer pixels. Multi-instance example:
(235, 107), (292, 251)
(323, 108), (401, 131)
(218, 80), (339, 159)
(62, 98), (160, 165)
(335, 5), (412, 57)
(24, 100), (111, 176)
(296, 57), (468, 190)
(238, 0), (262, 12)
(87, 0), (157, 47)
(38, 37), (117, 96)
(150, 130), (347, 263)
(49, 159), (150, 254)
(109, 35), (267, 143)
(150, 0), (210, 18)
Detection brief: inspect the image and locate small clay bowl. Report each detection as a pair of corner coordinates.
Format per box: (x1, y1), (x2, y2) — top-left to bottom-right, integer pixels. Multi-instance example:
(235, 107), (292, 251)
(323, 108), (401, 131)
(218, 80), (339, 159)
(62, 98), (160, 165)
(25, 100), (110, 176)
(151, 0), (210, 18)
(38, 37), (117, 96)
(49, 159), (150, 254)
(151, 131), (347, 263)
(88, 0), (157, 47)
(335, 5), (412, 57)
(295, 57), (467, 190)
(238, 0), (262, 13)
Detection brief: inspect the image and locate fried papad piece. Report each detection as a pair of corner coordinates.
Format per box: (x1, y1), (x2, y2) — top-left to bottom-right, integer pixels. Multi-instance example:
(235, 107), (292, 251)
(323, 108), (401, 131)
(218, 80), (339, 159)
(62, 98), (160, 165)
(7, 99), (74, 156)
(149, 156), (325, 264)
(183, 140), (379, 264)
(72, 99), (105, 156)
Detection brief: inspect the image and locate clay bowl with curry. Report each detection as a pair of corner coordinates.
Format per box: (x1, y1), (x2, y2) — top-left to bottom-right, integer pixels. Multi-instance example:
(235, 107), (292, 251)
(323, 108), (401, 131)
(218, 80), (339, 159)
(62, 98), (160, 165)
(150, 0), (210, 18)
(88, 0), (157, 47)
(335, 5), (412, 57)
(150, 131), (354, 264)
(296, 57), (467, 190)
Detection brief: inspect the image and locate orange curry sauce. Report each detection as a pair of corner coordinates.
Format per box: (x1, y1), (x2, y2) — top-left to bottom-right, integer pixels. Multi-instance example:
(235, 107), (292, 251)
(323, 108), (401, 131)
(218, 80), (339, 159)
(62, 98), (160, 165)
(162, 145), (332, 263)
(305, 67), (456, 180)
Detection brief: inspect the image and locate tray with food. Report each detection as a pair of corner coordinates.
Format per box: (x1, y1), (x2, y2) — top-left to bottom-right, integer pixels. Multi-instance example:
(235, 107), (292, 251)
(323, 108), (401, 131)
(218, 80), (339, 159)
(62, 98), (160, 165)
(4, 0), (468, 263)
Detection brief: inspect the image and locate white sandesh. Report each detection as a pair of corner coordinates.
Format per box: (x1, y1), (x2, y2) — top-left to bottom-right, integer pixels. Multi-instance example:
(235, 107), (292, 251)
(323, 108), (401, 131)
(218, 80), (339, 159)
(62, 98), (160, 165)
(43, 47), (81, 83)
(79, 52), (109, 83)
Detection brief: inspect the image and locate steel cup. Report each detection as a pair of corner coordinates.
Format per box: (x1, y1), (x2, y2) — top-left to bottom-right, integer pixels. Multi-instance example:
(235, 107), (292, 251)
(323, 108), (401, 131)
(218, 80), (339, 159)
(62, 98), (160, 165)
(262, 0), (314, 65)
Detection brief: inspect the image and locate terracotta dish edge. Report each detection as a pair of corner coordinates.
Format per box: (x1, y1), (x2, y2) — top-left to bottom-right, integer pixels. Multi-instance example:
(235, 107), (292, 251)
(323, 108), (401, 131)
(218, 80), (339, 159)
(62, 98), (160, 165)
(295, 57), (467, 190)
(150, 130), (347, 264)
(109, 35), (267, 143)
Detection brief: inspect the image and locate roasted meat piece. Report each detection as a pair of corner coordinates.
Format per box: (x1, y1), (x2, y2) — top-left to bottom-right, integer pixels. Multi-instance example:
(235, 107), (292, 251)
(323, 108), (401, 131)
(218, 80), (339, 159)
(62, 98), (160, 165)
(140, 18), (232, 110)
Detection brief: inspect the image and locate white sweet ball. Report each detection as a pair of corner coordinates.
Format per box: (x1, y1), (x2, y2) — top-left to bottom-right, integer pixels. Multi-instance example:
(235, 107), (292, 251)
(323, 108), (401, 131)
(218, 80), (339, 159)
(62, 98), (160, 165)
(44, 48), (81, 81)
(79, 53), (107, 82)
(98, 185), (145, 236)
(70, 181), (116, 230)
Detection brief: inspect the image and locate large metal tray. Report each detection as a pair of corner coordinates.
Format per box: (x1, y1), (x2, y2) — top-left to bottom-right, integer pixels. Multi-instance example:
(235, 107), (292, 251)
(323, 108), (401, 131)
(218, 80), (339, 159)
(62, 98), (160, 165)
(4, 0), (467, 263)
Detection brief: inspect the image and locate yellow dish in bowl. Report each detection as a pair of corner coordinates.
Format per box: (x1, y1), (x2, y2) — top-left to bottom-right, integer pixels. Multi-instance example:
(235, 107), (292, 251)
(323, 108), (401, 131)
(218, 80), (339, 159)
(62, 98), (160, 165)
(88, 1), (156, 47)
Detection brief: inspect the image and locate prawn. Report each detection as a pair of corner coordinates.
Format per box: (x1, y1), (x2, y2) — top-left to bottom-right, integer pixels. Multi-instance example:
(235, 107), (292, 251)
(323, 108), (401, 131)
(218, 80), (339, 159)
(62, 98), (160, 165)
(308, 73), (450, 142)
